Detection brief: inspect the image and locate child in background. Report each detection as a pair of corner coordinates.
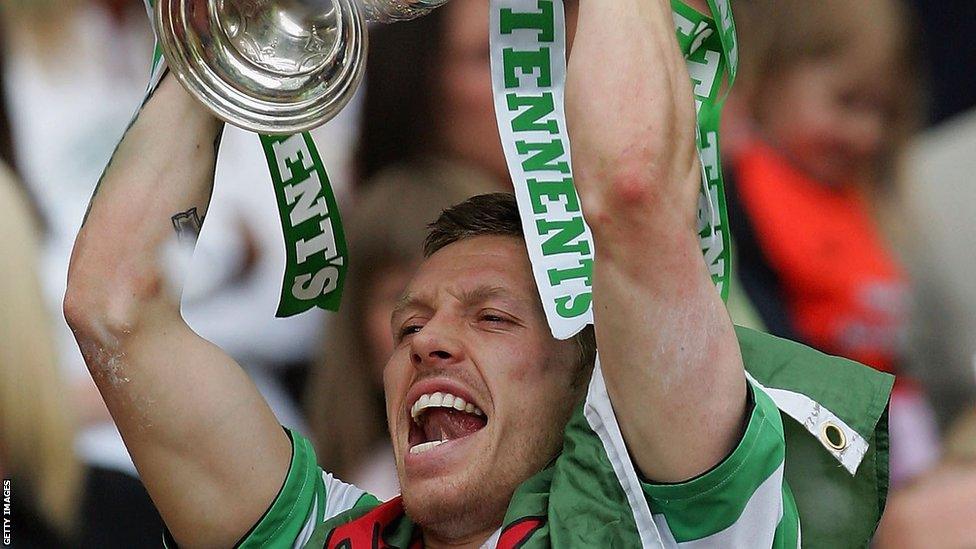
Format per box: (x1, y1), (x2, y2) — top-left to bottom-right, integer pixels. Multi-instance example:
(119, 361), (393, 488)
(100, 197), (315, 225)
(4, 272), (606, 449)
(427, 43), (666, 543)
(722, 0), (938, 489)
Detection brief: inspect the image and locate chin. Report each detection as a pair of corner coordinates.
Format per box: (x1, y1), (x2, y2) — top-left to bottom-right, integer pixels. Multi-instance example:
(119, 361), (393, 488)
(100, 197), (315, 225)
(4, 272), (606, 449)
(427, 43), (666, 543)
(401, 472), (509, 540)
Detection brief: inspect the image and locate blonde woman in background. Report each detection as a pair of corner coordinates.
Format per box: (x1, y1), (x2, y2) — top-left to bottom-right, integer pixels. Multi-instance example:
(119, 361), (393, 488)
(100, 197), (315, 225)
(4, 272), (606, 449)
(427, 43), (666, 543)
(1, 0), (155, 479)
(2, 0), (354, 477)
(0, 164), (164, 546)
(0, 162), (83, 546)
(305, 161), (496, 500)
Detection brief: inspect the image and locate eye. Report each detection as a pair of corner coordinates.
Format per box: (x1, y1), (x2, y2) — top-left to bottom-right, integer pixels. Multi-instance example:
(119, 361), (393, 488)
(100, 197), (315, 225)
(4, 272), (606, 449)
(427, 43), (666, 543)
(478, 310), (514, 325)
(396, 323), (424, 342)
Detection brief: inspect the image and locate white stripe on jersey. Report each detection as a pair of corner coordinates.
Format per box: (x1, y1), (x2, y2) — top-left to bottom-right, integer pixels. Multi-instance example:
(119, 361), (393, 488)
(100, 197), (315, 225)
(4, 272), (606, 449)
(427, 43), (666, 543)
(293, 494), (319, 549)
(652, 462), (787, 548)
(746, 373), (868, 475)
(292, 471), (368, 548)
(322, 471), (368, 518)
(583, 358), (665, 548)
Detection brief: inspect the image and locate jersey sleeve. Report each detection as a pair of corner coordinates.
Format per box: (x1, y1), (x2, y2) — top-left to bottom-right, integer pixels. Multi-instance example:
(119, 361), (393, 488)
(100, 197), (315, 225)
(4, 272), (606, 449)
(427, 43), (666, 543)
(537, 360), (799, 548)
(642, 382), (800, 547)
(235, 429), (380, 548)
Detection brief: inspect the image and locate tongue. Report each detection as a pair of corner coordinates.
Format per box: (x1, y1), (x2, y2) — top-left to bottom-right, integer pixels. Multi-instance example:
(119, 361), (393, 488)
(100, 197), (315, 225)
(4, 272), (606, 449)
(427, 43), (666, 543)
(422, 409), (487, 442)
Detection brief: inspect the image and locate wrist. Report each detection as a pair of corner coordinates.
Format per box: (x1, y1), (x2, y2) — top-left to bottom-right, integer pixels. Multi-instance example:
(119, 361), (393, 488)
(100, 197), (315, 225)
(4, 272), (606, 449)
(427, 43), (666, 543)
(155, 73), (224, 137)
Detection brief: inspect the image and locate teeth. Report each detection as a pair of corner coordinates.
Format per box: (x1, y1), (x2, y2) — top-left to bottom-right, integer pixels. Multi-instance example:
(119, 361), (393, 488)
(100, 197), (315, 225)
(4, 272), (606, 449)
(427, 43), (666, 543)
(410, 391), (486, 422)
(409, 440), (446, 455)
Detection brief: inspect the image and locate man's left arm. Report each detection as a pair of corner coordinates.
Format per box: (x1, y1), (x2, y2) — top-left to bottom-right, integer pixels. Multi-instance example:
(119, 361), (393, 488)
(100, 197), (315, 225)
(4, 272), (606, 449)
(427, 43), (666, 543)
(567, 0), (747, 483)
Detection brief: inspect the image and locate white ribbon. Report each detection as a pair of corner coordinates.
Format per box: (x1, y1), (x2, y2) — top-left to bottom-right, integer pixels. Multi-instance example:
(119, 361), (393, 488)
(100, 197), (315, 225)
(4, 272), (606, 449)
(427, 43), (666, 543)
(489, 0), (595, 340)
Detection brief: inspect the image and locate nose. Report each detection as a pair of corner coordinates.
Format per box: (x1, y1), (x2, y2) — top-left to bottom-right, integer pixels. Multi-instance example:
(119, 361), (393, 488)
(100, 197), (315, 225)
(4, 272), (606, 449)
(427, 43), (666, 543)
(409, 315), (465, 369)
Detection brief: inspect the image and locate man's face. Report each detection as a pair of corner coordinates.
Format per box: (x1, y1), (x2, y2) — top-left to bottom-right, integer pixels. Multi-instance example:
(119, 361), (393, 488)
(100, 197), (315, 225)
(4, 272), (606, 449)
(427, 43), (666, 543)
(385, 235), (580, 536)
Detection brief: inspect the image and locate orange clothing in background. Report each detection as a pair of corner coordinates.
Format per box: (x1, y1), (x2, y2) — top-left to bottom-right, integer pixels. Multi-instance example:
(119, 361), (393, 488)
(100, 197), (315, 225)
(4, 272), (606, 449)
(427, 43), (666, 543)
(732, 140), (907, 373)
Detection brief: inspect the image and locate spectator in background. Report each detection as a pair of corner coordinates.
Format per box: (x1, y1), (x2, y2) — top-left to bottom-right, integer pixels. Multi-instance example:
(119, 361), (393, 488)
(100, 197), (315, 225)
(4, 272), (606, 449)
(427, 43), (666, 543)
(1, 0), (361, 469)
(722, 0), (938, 488)
(1, 0), (156, 476)
(0, 163), (163, 547)
(356, 0), (578, 188)
(875, 88), (976, 549)
(306, 162), (496, 500)
(0, 162), (81, 546)
(898, 107), (976, 429)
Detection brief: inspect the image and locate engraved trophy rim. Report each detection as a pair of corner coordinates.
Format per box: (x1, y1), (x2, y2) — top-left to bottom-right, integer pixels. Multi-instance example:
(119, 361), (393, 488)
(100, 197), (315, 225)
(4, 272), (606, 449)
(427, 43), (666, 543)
(155, 0), (367, 135)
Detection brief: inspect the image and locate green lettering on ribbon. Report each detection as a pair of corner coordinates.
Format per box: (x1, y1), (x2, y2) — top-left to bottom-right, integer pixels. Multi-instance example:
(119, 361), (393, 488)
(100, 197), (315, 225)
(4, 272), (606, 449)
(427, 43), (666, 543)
(502, 48), (553, 88)
(673, 0), (737, 301)
(500, 0), (556, 42)
(261, 133), (348, 316)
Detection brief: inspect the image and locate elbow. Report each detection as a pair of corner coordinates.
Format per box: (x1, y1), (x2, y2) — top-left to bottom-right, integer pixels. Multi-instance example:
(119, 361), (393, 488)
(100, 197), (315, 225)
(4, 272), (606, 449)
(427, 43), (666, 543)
(579, 141), (700, 240)
(63, 278), (124, 379)
(63, 279), (108, 344)
(606, 166), (664, 208)
(580, 163), (667, 229)
(63, 273), (118, 350)
(64, 256), (163, 348)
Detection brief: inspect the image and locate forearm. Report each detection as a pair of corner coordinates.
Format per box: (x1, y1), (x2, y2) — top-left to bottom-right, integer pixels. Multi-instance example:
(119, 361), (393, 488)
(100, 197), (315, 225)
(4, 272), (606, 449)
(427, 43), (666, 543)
(70, 75), (222, 323)
(568, 0), (746, 481)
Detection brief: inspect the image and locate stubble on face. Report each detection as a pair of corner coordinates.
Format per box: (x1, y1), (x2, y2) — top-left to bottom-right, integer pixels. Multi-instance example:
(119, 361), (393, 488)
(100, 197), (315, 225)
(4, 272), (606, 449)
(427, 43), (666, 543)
(383, 236), (582, 542)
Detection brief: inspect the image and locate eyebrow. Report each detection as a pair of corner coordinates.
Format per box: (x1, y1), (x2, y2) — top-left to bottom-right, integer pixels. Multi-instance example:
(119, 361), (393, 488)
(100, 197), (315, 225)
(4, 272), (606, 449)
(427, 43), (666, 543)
(391, 293), (422, 322)
(460, 285), (516, 307)
(390, 285), (522, 322)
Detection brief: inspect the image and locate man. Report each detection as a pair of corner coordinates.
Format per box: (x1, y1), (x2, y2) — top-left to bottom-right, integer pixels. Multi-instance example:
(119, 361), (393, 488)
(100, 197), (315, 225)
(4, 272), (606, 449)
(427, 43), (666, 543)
(64, 0), (889, 547)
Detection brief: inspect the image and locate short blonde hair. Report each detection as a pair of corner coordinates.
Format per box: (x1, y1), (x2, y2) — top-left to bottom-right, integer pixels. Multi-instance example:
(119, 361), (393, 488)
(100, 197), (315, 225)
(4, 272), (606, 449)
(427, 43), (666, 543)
(734, 0), (922, 185)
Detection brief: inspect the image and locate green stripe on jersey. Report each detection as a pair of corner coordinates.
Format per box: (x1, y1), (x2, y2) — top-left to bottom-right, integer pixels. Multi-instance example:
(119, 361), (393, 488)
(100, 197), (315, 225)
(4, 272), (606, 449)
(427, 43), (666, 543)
(643, 383), (790, 543)
(774, 481), (801, 548)
(240, 432), (326, 548)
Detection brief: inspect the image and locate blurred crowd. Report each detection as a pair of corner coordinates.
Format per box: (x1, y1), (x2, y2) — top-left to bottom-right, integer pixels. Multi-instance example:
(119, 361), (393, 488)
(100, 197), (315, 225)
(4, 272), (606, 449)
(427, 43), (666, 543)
(1, 0), (975, 547)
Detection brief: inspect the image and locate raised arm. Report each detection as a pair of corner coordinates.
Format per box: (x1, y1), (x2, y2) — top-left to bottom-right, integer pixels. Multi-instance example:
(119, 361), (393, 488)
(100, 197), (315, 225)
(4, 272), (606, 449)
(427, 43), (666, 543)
(64, 76), (290, 547)
(567, 0), (747, 482)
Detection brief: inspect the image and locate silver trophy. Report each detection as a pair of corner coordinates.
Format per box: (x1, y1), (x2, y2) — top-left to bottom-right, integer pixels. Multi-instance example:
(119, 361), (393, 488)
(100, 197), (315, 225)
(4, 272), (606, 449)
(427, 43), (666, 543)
(155, 0), (449, 134)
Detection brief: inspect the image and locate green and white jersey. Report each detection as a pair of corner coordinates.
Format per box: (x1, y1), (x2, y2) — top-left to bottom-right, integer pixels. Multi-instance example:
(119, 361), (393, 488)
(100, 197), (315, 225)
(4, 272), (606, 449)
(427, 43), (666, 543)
(231, 381), (794, 548)
(166, 328), (889, 548)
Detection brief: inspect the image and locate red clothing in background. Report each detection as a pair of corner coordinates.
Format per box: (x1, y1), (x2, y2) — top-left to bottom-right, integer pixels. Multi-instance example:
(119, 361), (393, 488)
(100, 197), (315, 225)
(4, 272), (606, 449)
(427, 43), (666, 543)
(732, 140), (908, 373)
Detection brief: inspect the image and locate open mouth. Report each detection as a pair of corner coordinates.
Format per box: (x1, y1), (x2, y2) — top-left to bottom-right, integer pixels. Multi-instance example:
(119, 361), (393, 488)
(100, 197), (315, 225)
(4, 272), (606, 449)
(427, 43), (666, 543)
(408, 392), (488, 455)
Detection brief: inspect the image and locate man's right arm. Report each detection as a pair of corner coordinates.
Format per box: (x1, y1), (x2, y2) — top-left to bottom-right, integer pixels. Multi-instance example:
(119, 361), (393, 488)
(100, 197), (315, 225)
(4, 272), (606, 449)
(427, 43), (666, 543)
(64, 76), (291, 548)
(567, 0), (747, 483)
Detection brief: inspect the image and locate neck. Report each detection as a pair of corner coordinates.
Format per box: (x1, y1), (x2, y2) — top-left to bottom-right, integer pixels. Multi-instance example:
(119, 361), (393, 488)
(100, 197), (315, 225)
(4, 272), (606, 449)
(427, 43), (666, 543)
(422, 525), (497, 549)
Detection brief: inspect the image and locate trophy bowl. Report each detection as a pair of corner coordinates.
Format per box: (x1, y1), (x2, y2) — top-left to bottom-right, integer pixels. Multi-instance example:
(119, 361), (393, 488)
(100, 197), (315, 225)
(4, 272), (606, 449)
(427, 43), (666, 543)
(156, 0), (367, 134)
(155, 0), (451, 134)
